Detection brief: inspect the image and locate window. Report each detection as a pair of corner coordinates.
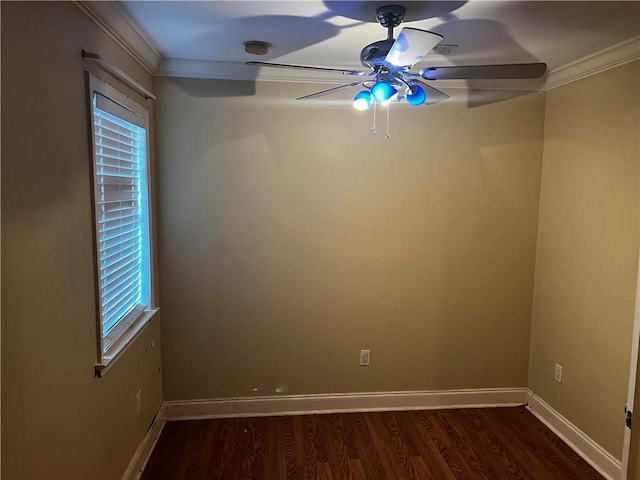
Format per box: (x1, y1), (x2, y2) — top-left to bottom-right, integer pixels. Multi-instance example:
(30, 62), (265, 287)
(88, 74), (155, 375)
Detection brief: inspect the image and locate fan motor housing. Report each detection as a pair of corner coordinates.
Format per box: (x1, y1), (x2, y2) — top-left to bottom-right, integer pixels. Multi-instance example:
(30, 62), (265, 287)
(360, 39), (394, 68)
(375, 5), (405, 28)
(361, 5), (406, 68)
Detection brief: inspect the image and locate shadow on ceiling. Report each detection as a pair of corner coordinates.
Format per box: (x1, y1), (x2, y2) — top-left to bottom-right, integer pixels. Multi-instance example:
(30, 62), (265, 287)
(166, 2), (468, 99)
(323, 1), (467, 22)
(426, 16), (546, 107)
(323, 0), (468, 23)
(170, 1), (546, 108)
(322, 0), (547, 108)
(167, 9), (346, 98)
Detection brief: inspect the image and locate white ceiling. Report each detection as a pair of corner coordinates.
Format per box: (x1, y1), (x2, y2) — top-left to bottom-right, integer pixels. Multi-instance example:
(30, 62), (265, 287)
(96, 1), (640, 87)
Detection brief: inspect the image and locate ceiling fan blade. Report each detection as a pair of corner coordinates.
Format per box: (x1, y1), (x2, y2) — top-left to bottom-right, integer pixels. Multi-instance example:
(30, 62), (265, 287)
(246, 61), (369, 77)
(296, 82), (363, 100)
(385, 28), (443, 69)
(417, 81), (450, 105)
(421, 63), (547, 80)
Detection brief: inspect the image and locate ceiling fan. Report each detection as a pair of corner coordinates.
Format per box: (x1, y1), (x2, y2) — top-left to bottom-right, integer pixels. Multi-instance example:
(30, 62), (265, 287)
(247, 4), (547, 134)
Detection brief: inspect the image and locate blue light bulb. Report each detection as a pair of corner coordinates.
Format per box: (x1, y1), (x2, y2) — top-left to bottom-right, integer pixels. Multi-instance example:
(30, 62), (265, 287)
(353, 90), (373, 110)
(406, 84), (426, 107)
(371, 82), (396, 102)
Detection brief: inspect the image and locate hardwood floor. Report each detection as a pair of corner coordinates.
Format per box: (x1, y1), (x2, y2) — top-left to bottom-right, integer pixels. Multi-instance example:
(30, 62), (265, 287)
(141, 406), (604, 479)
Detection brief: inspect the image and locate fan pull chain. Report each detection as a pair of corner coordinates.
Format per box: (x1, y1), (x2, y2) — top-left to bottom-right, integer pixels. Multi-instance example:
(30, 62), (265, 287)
(385, 102), (391, 139)
(371, 101), (378, 133)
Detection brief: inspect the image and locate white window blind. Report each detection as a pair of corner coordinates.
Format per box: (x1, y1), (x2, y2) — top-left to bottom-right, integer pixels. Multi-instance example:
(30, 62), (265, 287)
(89, 76), (154, 371)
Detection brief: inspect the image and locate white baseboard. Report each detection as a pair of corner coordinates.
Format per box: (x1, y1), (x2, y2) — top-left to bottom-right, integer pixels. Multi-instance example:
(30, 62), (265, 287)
(163, 387), (528, 420)
(123, 387), (525, 477)
(122, 404), (167, 480)
(525, 391), (622, 480)
(126, 388), (620, 479)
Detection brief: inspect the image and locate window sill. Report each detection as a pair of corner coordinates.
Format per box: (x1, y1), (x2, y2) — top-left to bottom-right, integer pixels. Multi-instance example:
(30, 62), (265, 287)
(95, 308), (159, 378)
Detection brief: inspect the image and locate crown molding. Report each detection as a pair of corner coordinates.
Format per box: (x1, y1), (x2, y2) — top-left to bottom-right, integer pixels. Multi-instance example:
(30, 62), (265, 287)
(545, 36), (640, 90)
(74, 1), (162, 74)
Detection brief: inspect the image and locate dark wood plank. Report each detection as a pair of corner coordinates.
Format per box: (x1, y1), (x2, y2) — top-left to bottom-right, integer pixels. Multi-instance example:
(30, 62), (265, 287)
(395, 411), (452, 480)
(348, 458), (367, 480)
(215, 418), (241, 480)
(379, 411), (423, 479)
(142, 406), (605, 480)
(292, 416), (307, 478)
(263, 416), (282, 479)
(237, 417), (255, 480)
(141, 420), (185, 479)
(281, 416), (299, 480)
(470, 408), (545, 479)
(323, 414), (350, 480)
(440, 408), (522, 479)
(302, 415), (319, 480)
(316, 415), (333, 479)
(410, 456), (433, 479)
(341, 414), (360, 461)
(198, 419), (231, 479)
(180, 420), (211, 480)
(508, 406), (604, 480)
(343, 412), (387, 480)
(318, 461), (333, 480)
(248, 417), (267, 480)
(364, 411), (405, 479)
(413, 409), (478, 480)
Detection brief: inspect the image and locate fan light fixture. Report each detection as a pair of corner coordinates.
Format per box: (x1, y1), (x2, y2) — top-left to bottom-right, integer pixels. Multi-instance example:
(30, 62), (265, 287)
(371, 81), (396, 102)
(353, 90), (373, 110)
(246, 4), (548, 139)
(406, 84), (426, 106)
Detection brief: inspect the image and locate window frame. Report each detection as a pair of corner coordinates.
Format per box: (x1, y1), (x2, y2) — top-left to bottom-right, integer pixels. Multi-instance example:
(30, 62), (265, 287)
(87, 73), (157, 377)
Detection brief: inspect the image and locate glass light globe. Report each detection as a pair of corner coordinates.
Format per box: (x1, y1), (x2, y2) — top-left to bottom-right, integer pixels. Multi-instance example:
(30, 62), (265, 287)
(371, 82), (396, 102)
(406, 84), (426, 106)
(353, 90), (372, 110)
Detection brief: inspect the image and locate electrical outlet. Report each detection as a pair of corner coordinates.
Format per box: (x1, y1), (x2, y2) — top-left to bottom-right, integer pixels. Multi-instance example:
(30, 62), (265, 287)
(136, 390), (142, 416)
(554, 364), (563, 384)
(360, 349), (370, 366)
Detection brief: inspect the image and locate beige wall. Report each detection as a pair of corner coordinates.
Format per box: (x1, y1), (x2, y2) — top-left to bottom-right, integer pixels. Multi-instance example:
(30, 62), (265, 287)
(1, 3), (162, 479)
(155, 77), (546, 401)
(529, 61), (640, 460)
(3, 2), (638, 476)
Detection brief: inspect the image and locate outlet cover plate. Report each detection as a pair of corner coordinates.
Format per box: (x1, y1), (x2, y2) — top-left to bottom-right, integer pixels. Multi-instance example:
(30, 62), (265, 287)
(554, 364), (563, 383)
(136, 390), (142, 416)
(360, 350), (370, 366)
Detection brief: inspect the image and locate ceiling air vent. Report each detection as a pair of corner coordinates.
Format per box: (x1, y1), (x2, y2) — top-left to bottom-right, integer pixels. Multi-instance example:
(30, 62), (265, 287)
(244, 41), (271, 56)
(430, 44), (458, 56)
